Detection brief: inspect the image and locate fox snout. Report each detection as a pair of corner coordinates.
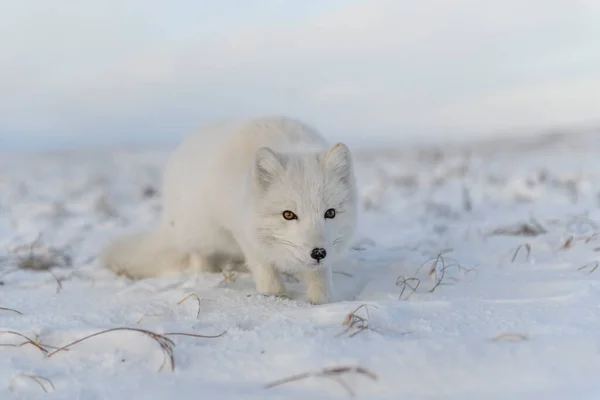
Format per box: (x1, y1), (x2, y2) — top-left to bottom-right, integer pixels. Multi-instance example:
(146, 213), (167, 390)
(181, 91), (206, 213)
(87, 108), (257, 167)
(310, 247), (327, 262)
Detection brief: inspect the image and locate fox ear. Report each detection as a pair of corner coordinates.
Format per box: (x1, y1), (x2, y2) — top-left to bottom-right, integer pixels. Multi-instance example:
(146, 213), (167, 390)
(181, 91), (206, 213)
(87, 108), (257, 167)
(325, 142), (353, 181)
(254, 146), (286, 190)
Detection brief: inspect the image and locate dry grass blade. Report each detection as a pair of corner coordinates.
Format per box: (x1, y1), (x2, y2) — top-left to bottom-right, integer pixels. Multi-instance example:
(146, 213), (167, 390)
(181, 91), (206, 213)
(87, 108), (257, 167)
(585, 233), (599, 244)
(164, 331), (227, 339)
(176, 293), (202, 320)
(1, 234), (72, 294)
(333, 271), (354, 278)
(265, 365), (378, 397)
(426, 253), (448, 292)
(46, 327), (177, 371)
(218, 271), (238, 287)
(0, 307), (23, 315)
(336, 304), (378, 338)
(0, 331), (51, 355)
(511, 243), (531, 263)
(490, 332), (529, 342)
(561, 236), (574, 250)
(427, 255), (471, 293)
(396, 249), (476, 297)
(578, 262), (599, 274)
(48, 269), (63, 294)
(462, 186), (472, 212)
(46, 327), (227, 372)
(489, 220), (547, 237)
(12, 374), (55, 393)
(9, 233), (73, 271)
(136, 314), (164, 324)
(395, 276), (421, 300)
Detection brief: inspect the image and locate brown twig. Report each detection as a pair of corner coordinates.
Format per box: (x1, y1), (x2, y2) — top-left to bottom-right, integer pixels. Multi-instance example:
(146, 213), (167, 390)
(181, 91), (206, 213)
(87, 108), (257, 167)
(0, 331), (52, 355)
(336, 304), (378, 338)
(395, 276), (421, 300)
(462, 186), (472, 212)
(177, 293), (202, 320)
(218, 271), (238, 287)
(426, 255), (475, 293)
(46, 327), (227, 372)
(9, 233), (72, 271)
(136, 314), (164, 324)
(395, 249), (477, 298)
(490, 332), (529, 342)
(585, 233), (599, 243)
(46, 328), (176, 371)
(48, 269), (63, 294)
(488, 220), (547, 237)
(333, 271), (354, 278)
(0, 307), (23, 315)
(11, 374), (55, 393)
(511, 243), (531, 263)
(427, 253), (448, 293)
(416, 250), (477, 294)
(561, 236), (574, 250)
(163, 331), (227, 339)
(265, 365), (378, 397)
(578, 262), (599, 274)
(1, 234), (72, 294)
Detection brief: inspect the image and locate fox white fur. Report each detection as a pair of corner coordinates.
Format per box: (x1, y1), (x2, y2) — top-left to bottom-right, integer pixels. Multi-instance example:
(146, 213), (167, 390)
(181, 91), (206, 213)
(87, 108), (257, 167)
(100, 116), (358, 304)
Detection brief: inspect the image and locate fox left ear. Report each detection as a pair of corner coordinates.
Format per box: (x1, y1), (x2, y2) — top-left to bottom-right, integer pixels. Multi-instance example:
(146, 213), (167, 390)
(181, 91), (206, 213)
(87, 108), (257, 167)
(325, 142), (353, 181)
(254, 146), (286, 190)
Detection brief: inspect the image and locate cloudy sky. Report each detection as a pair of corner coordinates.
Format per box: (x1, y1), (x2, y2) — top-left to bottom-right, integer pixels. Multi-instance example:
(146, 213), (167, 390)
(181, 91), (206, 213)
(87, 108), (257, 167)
(1, 0), (599, 150)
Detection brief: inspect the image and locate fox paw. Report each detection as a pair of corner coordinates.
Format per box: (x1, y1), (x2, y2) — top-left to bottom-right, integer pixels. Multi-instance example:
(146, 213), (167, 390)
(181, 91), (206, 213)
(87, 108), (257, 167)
(307, 290), (332, 305)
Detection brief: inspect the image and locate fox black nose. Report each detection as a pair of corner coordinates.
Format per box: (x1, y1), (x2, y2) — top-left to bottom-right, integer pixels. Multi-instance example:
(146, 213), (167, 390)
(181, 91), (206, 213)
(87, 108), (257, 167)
(310, 248), (327, 261)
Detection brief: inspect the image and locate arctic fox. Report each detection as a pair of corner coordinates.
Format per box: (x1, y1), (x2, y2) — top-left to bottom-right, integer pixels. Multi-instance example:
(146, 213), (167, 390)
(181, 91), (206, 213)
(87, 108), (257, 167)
(101, 116), (358, 304)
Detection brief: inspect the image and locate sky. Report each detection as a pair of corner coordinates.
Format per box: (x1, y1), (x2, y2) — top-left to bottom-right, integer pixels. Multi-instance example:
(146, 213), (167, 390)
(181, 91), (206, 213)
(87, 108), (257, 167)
(1, 0), (600, 150)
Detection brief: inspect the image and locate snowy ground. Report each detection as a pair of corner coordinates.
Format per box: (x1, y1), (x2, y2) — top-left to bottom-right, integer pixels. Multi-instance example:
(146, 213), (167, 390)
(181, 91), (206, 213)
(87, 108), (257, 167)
(3, 131), (600, 399)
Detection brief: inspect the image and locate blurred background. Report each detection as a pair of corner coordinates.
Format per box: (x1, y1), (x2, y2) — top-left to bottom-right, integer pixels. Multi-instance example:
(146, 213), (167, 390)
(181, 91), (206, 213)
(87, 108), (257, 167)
(1, 0), (599, 152)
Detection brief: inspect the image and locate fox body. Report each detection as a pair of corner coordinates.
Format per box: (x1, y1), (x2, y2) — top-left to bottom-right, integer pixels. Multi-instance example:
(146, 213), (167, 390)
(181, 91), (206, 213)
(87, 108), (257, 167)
(101, 116), (358, 304)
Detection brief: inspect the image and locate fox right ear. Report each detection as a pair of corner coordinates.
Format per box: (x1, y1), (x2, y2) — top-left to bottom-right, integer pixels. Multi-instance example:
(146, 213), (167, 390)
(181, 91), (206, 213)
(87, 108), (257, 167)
(254, 147), (286, 190)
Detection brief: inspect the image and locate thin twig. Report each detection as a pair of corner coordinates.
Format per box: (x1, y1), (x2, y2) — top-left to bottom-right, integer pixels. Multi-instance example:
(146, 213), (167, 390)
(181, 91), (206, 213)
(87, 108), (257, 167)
(177, 293), (202, 320)
(163, 331), (227, 339)
(333, 271), (354, 278)
(136, 314), (164, 324)
(218, 271), (238, 287)
(48, 269), (63, 294)
(578, 262), (599, 274)
(0, 307), (23, 315)
(561, 236), (574, 250)
(46, 328), (176, 371)
(265, 365), (378, 397)
(336, 304), (379, 338)
(395, 276), (421, 300)
(396, 249), (477, 297)
(427, 254), (445, 292)
(0, 331), (51, 355)
(490, 332), (529, 342)
(11, 374), (55, 393)
(46, 327), (227, 372)
(511, 243), (531, 263)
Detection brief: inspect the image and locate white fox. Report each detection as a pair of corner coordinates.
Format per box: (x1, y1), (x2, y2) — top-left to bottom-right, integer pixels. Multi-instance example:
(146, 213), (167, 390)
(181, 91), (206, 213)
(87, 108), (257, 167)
(101, 116), (358, 304)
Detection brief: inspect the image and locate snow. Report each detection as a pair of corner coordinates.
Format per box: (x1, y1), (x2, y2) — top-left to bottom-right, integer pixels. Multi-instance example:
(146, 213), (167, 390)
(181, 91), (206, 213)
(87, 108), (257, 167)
(3, 131), (600, 399)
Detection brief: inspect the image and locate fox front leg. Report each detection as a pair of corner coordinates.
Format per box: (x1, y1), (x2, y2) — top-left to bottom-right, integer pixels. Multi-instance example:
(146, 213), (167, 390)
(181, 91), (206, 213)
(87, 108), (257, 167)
(248, 261), (287, 297)
(302, 266), (333, 305)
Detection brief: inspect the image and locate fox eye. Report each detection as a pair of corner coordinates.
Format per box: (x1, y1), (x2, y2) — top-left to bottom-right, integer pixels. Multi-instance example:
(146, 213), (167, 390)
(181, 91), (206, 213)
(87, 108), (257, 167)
(282, 210), (298, 220)
(324, 208), (336, 219)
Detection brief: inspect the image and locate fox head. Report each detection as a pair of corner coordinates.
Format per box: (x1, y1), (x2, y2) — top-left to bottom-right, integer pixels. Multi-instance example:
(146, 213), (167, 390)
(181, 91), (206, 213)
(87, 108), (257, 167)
(249, 142), (358, 271)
